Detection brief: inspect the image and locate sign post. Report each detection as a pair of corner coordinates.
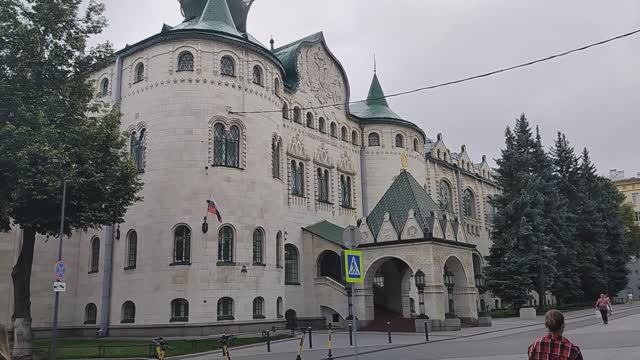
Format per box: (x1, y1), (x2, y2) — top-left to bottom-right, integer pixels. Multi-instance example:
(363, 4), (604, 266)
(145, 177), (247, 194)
(342, 226), (363, 360)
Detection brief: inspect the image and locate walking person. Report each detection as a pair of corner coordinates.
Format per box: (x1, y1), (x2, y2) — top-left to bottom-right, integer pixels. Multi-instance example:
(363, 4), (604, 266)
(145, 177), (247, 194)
(628, 292), (634, 305)
(595, 294), (610, 325)
(528, 310), (583, 360)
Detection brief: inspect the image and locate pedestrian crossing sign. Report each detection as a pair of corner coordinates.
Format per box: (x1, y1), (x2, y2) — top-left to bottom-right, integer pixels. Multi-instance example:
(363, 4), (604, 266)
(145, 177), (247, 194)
(344, 250), (364, 283)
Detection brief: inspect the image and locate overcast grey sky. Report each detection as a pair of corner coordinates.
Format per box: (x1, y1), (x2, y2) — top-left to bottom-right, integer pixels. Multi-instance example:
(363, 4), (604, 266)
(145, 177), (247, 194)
(91, 0), (640, 177)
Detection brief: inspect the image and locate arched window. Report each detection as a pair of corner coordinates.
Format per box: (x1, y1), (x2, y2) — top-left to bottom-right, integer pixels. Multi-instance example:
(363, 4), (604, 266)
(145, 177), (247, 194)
(253, 228), (265, 265)
(463, 189), (476, 219)
(437, 149), (441, 159)
(213, 123), (240, 168)
(293, 107), (302, 124)
(218, 225), (234, 263)
(217, 297), (234, 320)
(282, 103), (289, 119)
(439, 180), (453, 212)
(130, 129), (146, 173)
(276, 231), (283, 268)
(134, 63), (144, 83)
(395, 134), (404, 148)
(317, 168), (330, 203)
(413, 138), (419, 152)
(291, 161), (305, 197)
(100, 78), (109, 97)
(486, 196), (497, 222)
(84, 303), (97, 324)
(341, 126), (348, 142)
(410, 298), (416, 314)
(252, 65), (263, 86)
(272, 137), (281, 179)
(220, 56), (235, 76)
(173, 225), (191, 264)
(330, 122), (337, 138)
(368, 133), (380, 147)
(177, 51), (194, 72)
(306, 112), (314, 128)
(318, 118), (326, 134)
(351, 130), (359, 145)
(284, 244), (299, 285)
(274, 78), (280, 95)
(276, 297), (283, 318)
(253, 297), (265, 319)
(121, 301), (136, 323)
(341, 175), (352, 208)
(89, 237), (100, 273)
(171, 299), (189, 322)
(125, 230), (137, 270)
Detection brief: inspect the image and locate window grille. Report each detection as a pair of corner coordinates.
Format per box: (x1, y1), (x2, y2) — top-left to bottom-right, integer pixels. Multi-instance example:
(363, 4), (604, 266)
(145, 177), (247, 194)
(178, 52), (194, 71)
(221, 56), (235, 76)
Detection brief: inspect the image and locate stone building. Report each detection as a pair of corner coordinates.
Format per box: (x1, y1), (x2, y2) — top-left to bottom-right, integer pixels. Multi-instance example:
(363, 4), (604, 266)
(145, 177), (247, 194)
(0, 0), (501, 336)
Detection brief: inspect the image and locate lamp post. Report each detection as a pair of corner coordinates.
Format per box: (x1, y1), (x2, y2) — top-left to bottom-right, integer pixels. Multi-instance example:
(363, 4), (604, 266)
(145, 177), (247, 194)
(443, 269), (456, 317)
(415, 270), (428, 319)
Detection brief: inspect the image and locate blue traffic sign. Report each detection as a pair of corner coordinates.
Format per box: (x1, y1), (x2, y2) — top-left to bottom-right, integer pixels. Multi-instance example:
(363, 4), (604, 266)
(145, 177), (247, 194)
(344, 250), (364, 284)
(55, 261), (66, 281)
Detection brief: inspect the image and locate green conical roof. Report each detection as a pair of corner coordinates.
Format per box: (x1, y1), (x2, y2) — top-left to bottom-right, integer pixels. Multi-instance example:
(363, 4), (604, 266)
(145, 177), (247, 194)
(170, 0), (242, 37)
(350, 73), (403, 120)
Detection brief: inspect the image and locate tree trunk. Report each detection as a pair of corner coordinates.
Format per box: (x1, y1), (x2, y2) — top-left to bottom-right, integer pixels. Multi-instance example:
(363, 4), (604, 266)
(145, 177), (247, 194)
(11, 227), (35, 360)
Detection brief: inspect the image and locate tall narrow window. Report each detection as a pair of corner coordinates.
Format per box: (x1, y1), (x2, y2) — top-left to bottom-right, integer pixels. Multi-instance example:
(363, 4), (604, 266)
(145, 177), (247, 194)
(413, 138), (419, 152)
(272, 138), (281, 179)
(351, 130), (359, 145)
(173, 225), (191, 264)
(253, 228), (265, 265)
(395, 134), (404, 148)
(276, 231), (283, 268)
(317, 168), (330, 203)
(274, 78), (280, 95)
(218, 225), (234, 263)
(306, 112), (314, 128)
(84, 303), (97, 324)
(368, 133), (380, 146)
(217, 297), (234, 320)
(130, 129), (146, 173)
(252, 65), (263, 86)
(277, 297), (283, 318)
(100, 78), (109, 97)
(134, 63), (144, 83)
(330, 123), (337, 138)
(171, 299), (189, 322)
(293, 107), (302, 124)
(121, 301), (136, 323)
(253, 297), (265, 319)
(220, 56), (235, 76)
(282, 103), (289, 119)
(341, 126), (348, 142)
(463, 189), (476, 219)
(213, 123), (240, 168)
(178, 51), (194, 72)
(291, 161), (305, 197)
(89, 237), (100, 273)
(125, 230), (137, 270)
(285, 244), (299, 285)
(410, 298), (416, 313)
(318, 118), (326, 134)
(439, 180), (453, 212)
(341, 175), (352, 208)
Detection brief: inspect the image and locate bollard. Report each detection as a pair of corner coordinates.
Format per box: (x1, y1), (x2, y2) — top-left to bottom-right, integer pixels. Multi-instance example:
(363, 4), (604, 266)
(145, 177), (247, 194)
(308, 327), (313, 349)
(424, 321), (429, 342)
(348, 324), (353, 346)
(387, 322), (392, 344)
(327, 324), (333, 360)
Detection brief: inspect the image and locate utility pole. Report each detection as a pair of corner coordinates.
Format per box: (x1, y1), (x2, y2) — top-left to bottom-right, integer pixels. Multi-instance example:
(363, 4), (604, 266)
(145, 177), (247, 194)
(50, 180), (67, 360)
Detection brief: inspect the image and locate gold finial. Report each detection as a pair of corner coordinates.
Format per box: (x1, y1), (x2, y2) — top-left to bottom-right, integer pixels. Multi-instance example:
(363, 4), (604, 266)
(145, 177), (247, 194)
(400, 150), (408, 170)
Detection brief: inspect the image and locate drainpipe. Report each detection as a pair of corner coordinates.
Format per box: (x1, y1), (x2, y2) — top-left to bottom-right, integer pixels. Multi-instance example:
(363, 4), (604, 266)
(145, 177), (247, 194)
(359, 125), (369, 216)
(99, 55), (123, 337)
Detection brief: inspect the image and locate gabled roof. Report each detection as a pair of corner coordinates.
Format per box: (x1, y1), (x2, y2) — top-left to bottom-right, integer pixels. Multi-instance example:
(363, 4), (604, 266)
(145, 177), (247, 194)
(273, 32), (324, 90)
(367, 170), (443, 240)
(303, 220), (346, 248)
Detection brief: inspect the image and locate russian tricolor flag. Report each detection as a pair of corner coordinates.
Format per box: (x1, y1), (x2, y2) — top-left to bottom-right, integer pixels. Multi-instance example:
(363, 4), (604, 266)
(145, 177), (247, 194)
(207, 197), (222, 223)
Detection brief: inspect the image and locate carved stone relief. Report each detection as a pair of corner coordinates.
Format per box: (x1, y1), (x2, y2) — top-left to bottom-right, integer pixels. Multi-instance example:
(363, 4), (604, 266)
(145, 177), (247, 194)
(296, 44), (345, 105)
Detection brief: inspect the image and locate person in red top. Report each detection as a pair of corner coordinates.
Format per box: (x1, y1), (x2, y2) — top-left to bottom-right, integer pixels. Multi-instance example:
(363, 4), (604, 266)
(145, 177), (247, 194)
(528, 309), (583, 360)
(595, 293), (611, 325)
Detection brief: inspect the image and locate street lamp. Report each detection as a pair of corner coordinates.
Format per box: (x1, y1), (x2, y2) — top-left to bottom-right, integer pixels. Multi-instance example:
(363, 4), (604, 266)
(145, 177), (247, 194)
(414, 270), (428, 319)
(443, 269), (456, 317)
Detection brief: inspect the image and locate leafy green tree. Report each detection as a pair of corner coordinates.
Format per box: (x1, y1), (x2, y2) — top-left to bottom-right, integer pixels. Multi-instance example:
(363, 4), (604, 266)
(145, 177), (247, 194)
(620, 203), (640, 258)
(0, 0), (142, 357)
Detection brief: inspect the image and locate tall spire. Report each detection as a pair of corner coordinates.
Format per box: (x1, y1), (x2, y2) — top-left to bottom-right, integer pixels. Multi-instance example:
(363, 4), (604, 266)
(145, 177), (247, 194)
(366, 73), (389, 107)
(373, 53), (377, 74)
(199, 0), (239, 34)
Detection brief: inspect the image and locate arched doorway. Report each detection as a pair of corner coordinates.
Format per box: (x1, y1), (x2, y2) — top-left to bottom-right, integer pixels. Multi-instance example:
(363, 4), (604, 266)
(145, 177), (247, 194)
(443, 256), (468, 317)
(317, 250), (342, 283)
(364, 257), (413, 321)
